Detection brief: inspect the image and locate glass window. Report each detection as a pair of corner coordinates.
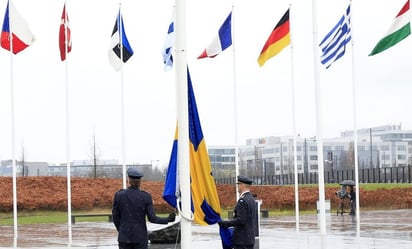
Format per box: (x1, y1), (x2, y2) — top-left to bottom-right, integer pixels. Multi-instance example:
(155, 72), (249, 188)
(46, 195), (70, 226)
(335, 146), (344, 151)
(381, 145), (390, 151)
(310, 164), (318, 170)
(397, 145), (406, 151)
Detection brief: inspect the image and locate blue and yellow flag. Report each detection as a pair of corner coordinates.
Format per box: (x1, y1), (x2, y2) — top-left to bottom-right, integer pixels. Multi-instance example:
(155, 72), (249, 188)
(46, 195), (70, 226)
(163, 68), (221, 226)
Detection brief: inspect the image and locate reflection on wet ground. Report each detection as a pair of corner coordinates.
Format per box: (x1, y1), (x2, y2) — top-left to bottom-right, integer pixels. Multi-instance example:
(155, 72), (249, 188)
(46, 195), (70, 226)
(0, 209), (411, 249)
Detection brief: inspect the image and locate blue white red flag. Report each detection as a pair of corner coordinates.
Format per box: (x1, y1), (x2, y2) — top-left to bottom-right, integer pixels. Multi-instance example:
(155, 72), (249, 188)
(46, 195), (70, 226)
(198, 12), (232, 59)
(1, 0), (34, 54)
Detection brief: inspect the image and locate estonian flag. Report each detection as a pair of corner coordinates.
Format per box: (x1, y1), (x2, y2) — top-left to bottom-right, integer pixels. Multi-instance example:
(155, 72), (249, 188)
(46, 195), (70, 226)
(108, 10), (134, 71)
(1, 0), (34, 54)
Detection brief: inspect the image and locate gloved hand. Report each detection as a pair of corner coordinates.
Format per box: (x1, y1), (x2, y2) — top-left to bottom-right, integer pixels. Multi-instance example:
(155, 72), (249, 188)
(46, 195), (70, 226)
(167, 213), (176, 222)
(218, 220), (228, 228)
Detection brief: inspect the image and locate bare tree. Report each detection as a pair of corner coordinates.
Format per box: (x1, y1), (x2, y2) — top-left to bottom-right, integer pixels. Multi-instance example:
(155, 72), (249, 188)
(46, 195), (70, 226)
(21, 143), (26, 177)
(89, 133), (100, 178)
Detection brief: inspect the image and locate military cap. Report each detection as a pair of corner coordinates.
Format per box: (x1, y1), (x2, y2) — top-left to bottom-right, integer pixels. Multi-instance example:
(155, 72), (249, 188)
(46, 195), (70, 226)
(127, 167), (144, 179)
(237, 175), (253, 185)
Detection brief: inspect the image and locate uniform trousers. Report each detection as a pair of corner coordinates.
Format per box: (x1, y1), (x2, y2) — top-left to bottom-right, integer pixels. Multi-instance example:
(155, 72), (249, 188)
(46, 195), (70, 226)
(118, 242), (147, 249)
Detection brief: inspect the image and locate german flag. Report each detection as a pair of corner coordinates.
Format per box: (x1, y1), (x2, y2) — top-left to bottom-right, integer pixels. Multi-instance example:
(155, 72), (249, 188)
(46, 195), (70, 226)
(257, 9), (290, 67)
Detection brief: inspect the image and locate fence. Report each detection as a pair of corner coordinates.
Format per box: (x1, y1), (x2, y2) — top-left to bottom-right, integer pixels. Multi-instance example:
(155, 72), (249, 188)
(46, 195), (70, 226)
(215, 165), (412, 185)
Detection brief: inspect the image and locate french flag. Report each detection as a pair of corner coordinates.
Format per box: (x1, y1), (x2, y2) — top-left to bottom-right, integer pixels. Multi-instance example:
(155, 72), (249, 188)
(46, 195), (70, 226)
(198, 12), (232, 59)
(1, 0), (34, 54)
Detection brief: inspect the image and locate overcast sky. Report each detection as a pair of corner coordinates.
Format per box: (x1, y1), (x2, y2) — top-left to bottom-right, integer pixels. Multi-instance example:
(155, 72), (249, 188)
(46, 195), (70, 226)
(0, 0), (411, 167)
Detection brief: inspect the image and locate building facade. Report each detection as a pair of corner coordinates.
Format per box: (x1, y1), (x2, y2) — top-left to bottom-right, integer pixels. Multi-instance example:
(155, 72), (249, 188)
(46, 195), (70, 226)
(209, 124), (412, 177)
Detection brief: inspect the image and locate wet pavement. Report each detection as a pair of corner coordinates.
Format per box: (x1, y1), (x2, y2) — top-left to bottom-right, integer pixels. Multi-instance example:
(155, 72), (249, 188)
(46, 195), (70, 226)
(0, 209), (411, 249)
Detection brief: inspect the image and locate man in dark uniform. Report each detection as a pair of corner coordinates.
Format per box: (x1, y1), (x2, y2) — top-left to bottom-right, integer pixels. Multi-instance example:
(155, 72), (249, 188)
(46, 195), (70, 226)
(112, 167), (176, 249)
(218, 175), (257, 249)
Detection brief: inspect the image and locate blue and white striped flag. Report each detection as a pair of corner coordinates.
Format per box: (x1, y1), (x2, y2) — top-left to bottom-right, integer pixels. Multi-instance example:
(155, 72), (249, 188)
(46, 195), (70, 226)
(162, 10), (175, 72)
(319, 4), (352, 69)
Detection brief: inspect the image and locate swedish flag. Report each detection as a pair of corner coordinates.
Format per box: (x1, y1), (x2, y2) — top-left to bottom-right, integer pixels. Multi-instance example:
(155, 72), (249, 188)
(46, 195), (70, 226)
(163, 68), (221, 226)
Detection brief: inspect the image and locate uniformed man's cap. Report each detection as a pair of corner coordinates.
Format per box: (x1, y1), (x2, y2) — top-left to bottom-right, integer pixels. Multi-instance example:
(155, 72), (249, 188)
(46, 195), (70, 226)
(237, 175), (253, 185)
(127, 168), (144, 179)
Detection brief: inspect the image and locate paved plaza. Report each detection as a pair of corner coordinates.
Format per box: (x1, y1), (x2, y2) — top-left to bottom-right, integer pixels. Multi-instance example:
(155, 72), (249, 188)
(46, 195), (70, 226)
(0, 209), (411, 249)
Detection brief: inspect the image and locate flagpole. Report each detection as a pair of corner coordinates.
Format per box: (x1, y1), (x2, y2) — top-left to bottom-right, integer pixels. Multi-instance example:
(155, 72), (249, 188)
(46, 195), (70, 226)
(175, 0), (191, 248)
(231, 5), (240, 200)
(118, 1), (127, 189)
(62, 1), (73, 245)
(8, 1), (18, 240)
(6, 0), (19, 242)
(288, 4), (300, 234)
(349, 0), (361, 238)
(311, 0), (327, 236)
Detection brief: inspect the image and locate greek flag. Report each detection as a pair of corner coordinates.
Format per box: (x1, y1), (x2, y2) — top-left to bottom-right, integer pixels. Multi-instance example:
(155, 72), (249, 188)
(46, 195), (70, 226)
(162, 10), (175, 72)
(319, 4), (352, 69)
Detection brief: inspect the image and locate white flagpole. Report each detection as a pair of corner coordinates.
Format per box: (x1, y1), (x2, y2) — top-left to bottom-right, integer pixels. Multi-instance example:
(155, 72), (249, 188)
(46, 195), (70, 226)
(231, 6), (240, 200)
(7, 0), (18, 242)
(118, 1), (127, 189)
(175, 0), (191, 248)
(348, 0), (361, 238)
(289, 4), (300, 233)
(311, 0), (327, 236)
(63, 1), (73, 245)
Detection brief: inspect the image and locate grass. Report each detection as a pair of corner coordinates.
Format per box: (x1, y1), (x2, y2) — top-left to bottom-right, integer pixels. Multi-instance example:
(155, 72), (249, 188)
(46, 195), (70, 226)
(0, 208), (112, 226)
(301, 183), (411, 190)
(0, 208), (173, 226)
(357, 183), (411, 190)
(0, 209), (314, 226)
(0, 211), (68, 225)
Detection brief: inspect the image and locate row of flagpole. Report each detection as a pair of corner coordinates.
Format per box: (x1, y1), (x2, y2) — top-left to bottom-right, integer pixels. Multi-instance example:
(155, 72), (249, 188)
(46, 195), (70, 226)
(5, 0), (410, 246)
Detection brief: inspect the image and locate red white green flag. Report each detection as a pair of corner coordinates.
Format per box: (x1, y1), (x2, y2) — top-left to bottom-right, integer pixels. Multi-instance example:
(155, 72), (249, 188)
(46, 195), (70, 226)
(369, 0), (411, 56)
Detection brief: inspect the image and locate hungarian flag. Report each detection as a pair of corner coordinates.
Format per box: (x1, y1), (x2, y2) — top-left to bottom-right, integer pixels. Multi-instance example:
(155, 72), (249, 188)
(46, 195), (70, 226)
(369, 0), (411, 56)
(59, 3), (71, 61)
(257, 9), (290, 67)
(1, 0), (34, 54)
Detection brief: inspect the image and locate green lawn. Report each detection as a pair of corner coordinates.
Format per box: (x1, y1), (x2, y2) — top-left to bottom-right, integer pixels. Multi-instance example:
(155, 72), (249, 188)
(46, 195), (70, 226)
(302, 182), (411, 190)
(0, 209), (112, 226)
(0, 209), (173, 226)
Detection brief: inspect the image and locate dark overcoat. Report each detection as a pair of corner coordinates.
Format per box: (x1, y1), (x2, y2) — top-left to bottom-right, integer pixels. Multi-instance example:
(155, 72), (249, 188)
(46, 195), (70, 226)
(112, 186), (169, 246)
(220, 191), (257, 247)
